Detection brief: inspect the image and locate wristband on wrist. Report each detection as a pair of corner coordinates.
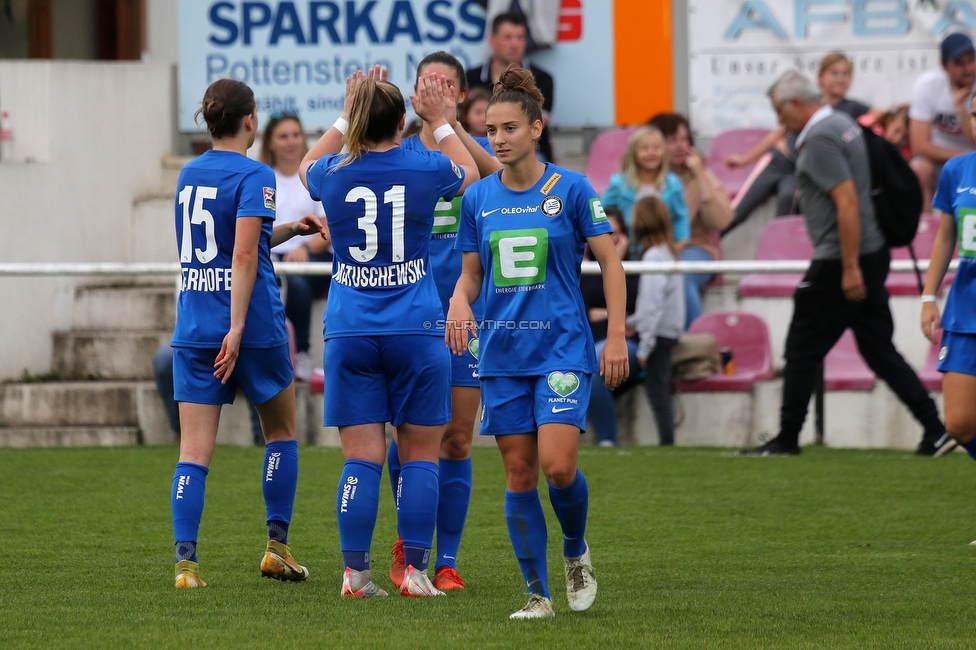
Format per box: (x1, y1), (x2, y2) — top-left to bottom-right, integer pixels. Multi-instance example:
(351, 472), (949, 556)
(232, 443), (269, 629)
(333, 117), (349, 135)
(433, 123), (456, 144)
(920, 295), (937, 303)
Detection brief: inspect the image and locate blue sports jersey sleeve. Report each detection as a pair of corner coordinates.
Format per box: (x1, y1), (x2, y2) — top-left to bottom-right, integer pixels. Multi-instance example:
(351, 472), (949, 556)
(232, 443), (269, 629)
(932, 157), (959, 216)
(457, 189), (482, 253)
(238, 165), (277, 220)
(432, 153), (465, 203)
(571, 177), (614, 239)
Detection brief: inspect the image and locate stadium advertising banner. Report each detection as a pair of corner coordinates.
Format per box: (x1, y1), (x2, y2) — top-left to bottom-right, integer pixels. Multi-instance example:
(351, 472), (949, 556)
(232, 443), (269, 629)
(688, 0), (976, 138)
(177, 0), (615, 132)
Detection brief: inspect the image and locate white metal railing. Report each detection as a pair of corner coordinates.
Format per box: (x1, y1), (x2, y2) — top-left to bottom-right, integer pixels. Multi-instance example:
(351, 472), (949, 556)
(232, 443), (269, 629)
(0, 259), (960, 277)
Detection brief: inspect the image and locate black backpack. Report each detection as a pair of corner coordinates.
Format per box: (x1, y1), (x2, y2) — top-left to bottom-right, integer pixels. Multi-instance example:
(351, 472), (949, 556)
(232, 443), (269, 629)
(860, 123), (924, 290)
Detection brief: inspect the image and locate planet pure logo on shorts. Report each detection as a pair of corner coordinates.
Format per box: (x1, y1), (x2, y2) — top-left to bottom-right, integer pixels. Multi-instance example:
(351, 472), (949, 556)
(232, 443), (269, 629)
(548, 371), (580, 397)
(541, 196), (563, 217)
(939, 345), (948, 362)
(467, 337), (479, 359)
(589, 198), (607, 223)
(263, 187), (276, 210)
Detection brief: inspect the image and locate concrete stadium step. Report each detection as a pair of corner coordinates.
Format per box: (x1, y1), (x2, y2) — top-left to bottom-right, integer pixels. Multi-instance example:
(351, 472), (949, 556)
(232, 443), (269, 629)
(53, 329), (172, 380)
(72, 282), (175, 331)
(0, 426), (139, 448)
(0, 381), (139, 427)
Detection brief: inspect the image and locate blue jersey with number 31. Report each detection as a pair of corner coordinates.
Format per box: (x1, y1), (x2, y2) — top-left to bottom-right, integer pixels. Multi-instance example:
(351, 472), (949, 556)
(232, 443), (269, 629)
(172, 150), (286, 349)
(457, 165), (612, 376)
(932, 152), (976, 334)
(306, 147), (464, 340)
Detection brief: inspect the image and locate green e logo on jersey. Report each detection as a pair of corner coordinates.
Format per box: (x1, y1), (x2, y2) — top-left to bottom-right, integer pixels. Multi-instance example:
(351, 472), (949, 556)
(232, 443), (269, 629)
(960, 209), (976, 258)
(589, 198), (607, 224)
(490, 228), (548, 286)
(432, 197), (461, 234)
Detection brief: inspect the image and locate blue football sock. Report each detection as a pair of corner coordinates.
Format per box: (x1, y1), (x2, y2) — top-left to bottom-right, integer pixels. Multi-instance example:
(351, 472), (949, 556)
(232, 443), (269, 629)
(505, 489), (550, 598)
(961, 437), (976, 462)
(387, 438), (402, 503)
(337, 459), (382, 572)
(176, 540), (196, 563)
(172, 461), (208, 562)
(398, 460), (438, 572)
(435, 457), (472, 570)
(548, 469), (589, 559)
(263, 440), (299, 544)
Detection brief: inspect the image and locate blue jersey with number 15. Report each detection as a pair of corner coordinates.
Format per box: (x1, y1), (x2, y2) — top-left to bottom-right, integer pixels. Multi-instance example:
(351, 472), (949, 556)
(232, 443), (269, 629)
(306, 147), (464, 340)
(172, 150), (286, 349)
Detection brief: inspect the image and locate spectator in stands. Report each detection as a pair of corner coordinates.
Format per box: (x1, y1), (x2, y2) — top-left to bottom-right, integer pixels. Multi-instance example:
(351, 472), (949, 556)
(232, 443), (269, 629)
(601, 126), (688, 241)
(650, 113), (734, 327)
(740, 71), (948, 457)
(909, 33), (976, 212)
(582, 207), (641, 446)
(863, 105), (911, 159)
(259, 114), (331, 382)
(459, 87), (491, 138)
(628, 196), (685, 446)
(465, 12), (555, 161)
(723, 52), (873, 236)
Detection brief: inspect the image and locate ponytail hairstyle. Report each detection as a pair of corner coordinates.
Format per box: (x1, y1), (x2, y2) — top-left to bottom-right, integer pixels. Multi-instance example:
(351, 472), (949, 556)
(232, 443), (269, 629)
(487, 64), (544, 128)
(259, 113), (307, 168)
(195, 78), (256, 141)
(415, 51), (467, 92)
(334, 78), (405, 171)
(631, 195), (676, 255)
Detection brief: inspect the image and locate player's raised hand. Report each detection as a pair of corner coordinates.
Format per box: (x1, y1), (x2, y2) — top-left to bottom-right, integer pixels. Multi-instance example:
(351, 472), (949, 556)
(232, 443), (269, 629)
(365, 64), (388, 82)
(411, 73), (450, 126)
(343, 69), (367, 119)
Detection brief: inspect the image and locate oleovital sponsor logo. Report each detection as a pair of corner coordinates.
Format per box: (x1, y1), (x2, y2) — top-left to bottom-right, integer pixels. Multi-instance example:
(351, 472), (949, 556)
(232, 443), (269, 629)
(501, 205), (539, 215)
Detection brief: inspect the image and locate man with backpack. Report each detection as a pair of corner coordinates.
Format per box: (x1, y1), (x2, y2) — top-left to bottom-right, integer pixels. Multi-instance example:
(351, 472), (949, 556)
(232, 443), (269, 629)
(740, 70), (952, 457)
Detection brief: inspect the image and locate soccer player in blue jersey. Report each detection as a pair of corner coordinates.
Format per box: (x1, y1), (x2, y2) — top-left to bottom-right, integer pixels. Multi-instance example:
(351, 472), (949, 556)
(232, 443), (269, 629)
(171, 79), (326, 588)
(384, 51), (496, 593)
(300, 66), (478, 597)
(921, 100), (976, 465)
(448, 67), (630, 619)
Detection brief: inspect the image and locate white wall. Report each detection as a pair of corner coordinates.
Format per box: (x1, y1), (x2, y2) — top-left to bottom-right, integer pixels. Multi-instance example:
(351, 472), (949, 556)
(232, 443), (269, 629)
(145, 0), (178, 65)
(0, 61), (174, 380)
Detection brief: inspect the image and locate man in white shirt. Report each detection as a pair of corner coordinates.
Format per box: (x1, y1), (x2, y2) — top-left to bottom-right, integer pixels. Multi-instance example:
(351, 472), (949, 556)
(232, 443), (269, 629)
(909, 32), (976, 209)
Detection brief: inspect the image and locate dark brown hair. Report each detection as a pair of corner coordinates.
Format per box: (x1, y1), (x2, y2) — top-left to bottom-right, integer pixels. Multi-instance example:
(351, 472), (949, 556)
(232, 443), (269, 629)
(416, 51), (467, 92)
(648, 113), (694, 148)
(459, 86), (491, 132)
(259, 114), (306, 168)
(631, 195), (676, 255)
(195, 79), (256, 140)
(488, 65), (544, 125)
(491, 12), (526, 35)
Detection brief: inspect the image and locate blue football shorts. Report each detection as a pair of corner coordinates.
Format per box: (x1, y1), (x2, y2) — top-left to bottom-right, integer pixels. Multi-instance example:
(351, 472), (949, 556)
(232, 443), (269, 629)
(323, 334), (451, 427)
(451, 335), (481, 388)
(479, 371), (592, 436)
(937, 330), (976, 377)
(173, 344), (293, 406)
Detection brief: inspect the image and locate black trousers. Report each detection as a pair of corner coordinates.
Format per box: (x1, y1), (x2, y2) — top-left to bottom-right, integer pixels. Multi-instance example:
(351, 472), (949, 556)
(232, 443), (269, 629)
(778, 248), (943, 446)
(643, 336), (678, 446)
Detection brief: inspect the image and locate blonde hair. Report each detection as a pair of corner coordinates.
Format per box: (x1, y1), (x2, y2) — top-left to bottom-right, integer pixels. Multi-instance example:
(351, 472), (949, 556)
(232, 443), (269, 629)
(819, 51), (852, 76)
(333, 78), (405, 171)
(631, 195), (675, 255)
(621, 126), (669, 191)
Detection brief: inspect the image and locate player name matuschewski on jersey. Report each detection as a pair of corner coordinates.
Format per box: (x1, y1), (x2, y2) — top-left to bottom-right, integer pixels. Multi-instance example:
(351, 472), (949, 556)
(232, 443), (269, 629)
(331, 259), (428, 288)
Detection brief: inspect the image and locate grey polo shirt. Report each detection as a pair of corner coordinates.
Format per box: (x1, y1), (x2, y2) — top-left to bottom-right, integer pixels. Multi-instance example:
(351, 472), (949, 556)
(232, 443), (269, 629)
(795, 108), (886, 260)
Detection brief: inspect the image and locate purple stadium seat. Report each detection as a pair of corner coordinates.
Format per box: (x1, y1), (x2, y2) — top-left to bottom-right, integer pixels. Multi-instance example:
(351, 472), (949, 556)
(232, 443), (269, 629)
(823, 330), (876, 391)
(677, 311), (775, 392)
(705, 128), (772, 198)
(584, 127), (636, 195)
(917, 332), (943, 392)
(310, 368), (324, 394)
(887, 214), (955, 296)
(737, 216), (812, 298)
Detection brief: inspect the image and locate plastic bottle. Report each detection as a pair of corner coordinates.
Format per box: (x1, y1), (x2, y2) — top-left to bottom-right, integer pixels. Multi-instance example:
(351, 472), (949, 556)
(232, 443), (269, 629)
(0, 111), (12, 161)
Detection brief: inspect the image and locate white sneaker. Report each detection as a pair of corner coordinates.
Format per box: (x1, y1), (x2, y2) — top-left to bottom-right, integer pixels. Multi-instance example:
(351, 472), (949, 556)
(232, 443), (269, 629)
(564, 544), (597, 612)
(509, 594), (555, 619)
(294, 352), (314, 382)
(399, 565), (445, 597)
(340, 567), (388, 597)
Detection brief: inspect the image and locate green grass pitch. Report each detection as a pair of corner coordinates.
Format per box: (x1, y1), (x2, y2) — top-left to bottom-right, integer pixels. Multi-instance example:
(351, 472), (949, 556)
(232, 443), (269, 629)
(3, 444), (974, 649)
